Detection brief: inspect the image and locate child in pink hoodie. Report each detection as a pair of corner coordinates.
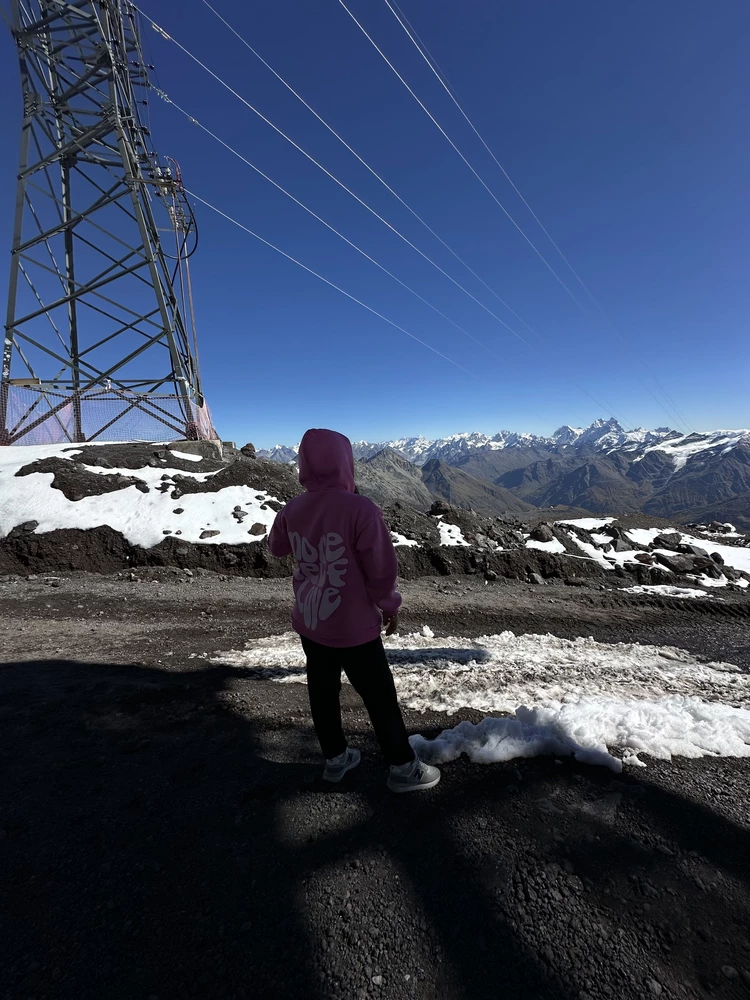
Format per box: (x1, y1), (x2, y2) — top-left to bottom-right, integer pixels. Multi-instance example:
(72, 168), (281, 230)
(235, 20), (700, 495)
(268, 428), (440, 793)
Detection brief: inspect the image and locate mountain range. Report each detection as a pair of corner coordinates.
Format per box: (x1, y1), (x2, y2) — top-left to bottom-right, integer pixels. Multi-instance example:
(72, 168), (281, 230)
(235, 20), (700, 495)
(257, 419), (750, 529)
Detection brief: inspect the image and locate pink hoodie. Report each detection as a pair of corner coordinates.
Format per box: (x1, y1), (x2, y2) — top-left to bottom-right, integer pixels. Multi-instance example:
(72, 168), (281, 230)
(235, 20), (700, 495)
(268, 429), (402, 648)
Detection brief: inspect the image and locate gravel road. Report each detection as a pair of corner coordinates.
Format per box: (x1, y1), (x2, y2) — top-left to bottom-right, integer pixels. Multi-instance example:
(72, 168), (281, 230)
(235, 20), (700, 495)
(1, 572), (749, 1000)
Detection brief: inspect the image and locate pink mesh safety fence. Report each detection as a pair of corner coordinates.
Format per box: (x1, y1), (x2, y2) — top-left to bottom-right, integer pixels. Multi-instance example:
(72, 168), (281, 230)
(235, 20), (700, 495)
(0, 386), (217, 445)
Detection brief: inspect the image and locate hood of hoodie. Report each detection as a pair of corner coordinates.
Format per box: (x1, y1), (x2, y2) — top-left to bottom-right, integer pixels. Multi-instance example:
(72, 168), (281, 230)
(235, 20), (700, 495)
(298, 428), (356, 493)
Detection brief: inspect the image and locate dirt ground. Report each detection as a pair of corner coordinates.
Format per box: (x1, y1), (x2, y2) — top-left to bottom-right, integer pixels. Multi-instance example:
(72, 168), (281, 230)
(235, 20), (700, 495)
(1, 572), (749, 1000)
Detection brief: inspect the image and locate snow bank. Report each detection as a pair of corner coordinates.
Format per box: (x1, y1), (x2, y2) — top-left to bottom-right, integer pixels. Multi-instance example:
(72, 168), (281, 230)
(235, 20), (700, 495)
(436, 520), (470, 547)
(526, 538), (566, 554)
(621, 585), (713, 599)
(0, 443), (280, 548)
(390, 532), (419, 548)
(411, 696), (750, 772)
(556, 517), (615, 530)
(215, 631), (750, 771)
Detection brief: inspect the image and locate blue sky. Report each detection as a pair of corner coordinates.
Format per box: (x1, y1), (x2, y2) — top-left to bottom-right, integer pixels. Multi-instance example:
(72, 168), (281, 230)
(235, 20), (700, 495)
(0, 0), (748, 448)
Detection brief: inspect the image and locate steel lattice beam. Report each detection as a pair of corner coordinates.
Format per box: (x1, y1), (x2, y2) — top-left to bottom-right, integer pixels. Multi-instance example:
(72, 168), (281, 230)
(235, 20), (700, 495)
(1, 0), (210, 444)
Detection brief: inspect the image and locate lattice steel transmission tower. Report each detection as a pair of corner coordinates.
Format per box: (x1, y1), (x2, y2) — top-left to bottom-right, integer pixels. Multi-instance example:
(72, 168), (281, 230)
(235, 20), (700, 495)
(1, 0), (215, 445)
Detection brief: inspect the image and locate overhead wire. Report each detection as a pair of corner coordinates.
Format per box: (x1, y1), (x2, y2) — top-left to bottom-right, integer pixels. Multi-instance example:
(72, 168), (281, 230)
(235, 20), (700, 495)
(138, 5), (637, 428)
(154, 86), (632, 426)
(336, 0), (588, 311)
(381, 0), (695, 435)
(153, 89), (494, 354)
(134, 4), (538, 351)
(185, 190), (634, 429)
(194, 0), (539, 340)
(184, 190), (474, 377)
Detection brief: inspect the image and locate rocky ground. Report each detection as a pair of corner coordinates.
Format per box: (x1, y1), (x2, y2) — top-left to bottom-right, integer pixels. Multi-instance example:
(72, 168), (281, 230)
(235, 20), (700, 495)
(1, 571), (749, 1000)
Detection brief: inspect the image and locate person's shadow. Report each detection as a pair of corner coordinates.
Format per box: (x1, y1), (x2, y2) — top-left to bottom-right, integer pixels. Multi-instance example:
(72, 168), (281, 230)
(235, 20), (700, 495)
(1, 655), (748, 999)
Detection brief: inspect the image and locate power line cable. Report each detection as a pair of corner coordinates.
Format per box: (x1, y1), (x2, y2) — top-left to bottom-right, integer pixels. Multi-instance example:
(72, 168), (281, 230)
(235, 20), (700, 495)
(158, 88), (634, 429)
(135, 5), (537, 350)
(336, 0), (588, 311)
(194, 0), (540, 340)
(186, 189), (635, 430)
(139, 6), (637, 429)
(382, 0), (696, 435)
(155, 88), (494, 355)
(184, 190), (474, 376)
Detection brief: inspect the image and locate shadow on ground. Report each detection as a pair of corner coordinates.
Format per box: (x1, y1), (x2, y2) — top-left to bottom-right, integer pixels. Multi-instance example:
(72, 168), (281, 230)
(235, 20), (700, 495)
(1, 657), (748, 999)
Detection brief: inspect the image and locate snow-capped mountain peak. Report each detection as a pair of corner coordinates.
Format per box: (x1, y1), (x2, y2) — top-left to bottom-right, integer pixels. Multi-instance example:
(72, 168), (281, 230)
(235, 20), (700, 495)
(256, 420), (750, 471)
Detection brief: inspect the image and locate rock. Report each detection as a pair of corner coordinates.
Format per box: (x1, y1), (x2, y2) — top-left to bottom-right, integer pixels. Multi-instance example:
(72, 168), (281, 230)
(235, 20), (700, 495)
(649, 566), (673, 585)
(653, 551), (694, 574)
(634, 552), (653, 564)
(484, 569), (498, 582)
(18, 520), (40, 532)
(171, 488), (183, 500)
(612, 538), (631, 552)
(225, 552), (238, 567)
(646, 979), (663, 996)
(529, 572), (546, 585)
(678, 542), (709, 558)
(199, 530), (220, 539)
(162, 530), (172, 535)
(240, 443), (256, 458)
(653, 533), (682, 551)
(711, 551), (724, 565)
(184, 568), (193, 577)
(371, 976), (383, 987)
(721, 966), (738, 980)
(173, 508), (184, 515)
(429, 499), (454, 517)
(530, 523), (554, 543)
(248, 523), (266, 536)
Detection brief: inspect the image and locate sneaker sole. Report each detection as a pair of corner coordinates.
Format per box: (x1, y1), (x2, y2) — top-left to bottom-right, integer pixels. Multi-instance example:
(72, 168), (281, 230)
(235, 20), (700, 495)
(323, 755), (361, 783)
(386, 772), (441, 794)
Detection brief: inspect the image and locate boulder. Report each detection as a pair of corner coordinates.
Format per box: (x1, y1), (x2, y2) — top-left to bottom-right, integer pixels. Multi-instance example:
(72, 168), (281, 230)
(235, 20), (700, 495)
(248, 523), (266, 536)
(678, 542), (709, 558)
(240, 443), (256, 458)
(634, 552), (653, 564)
(653, 551), (694, 574)
(652, 533), (682, 552)
(649, 566), (673, 585)
(711, 551), (724, 565)
(612, 538), (632, 552)
(429, 499), (454, 517)
(529, 572), (546, 585)
(530, 523), (555, 543)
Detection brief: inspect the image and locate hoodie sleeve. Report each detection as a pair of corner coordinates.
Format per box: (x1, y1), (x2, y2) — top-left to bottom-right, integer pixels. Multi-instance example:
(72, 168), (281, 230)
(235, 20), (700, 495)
(267, 509), (292, 558)
(356, 512), (402, 615)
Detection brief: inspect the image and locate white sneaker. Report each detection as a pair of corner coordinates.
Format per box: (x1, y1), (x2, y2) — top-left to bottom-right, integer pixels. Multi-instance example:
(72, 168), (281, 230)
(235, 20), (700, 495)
(322, 747), (361, 783)
(387, 756), (441, 793)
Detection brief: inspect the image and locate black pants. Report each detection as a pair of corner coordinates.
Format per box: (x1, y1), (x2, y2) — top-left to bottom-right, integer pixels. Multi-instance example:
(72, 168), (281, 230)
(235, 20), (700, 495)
(301, 636), (414, 766)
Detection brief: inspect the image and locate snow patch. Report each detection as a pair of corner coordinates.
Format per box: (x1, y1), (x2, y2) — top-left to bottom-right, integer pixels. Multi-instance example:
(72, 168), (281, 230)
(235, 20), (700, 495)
(556, 517), (615, 530)
(436, 520), (470, 547)
(390, 532), (419, 548)
(215, 631), (750, 771)
(621, 585), (713, 599)
(167, 450), (204, 463)
(0, 442), (281, 547)
(526, 538), (566, 554)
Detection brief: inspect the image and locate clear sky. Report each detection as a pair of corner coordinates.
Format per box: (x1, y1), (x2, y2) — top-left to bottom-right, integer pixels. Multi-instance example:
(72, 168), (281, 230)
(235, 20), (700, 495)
(0, 0), (748, 448)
